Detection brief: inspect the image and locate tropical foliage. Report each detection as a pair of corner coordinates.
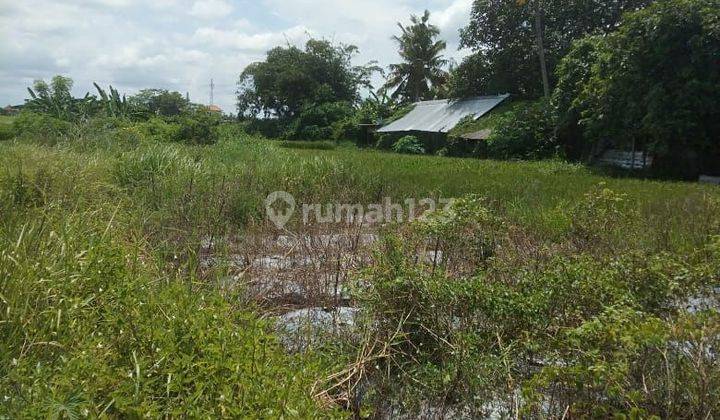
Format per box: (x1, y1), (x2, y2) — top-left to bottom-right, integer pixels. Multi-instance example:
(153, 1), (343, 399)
(553, 0), (720, 177)
(26, 76), (97, 121)
(237, 38), (380, 141)
(17, 76), (220, 145)
(456, 0), (654, 98)
(237, 39), (376, 119)
(385, 10), (448, 103)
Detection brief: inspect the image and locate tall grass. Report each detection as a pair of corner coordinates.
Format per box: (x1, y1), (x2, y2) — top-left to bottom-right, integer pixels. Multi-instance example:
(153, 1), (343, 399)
(1, 125), (719, 416)
(0, 137), (344, 417)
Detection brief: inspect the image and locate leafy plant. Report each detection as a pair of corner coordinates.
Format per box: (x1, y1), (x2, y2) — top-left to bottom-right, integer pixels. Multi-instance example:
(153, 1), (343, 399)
(173, 108), (221, 145)
(459, 0), (652, 97)
(486, 99), (558, 160)
(392, 135), (425, 154)
(94, 83), (134, 119)
(12, 111), (74, 143)
(385, 10), (448, 103)
(553, 0), (720, 178)
(25, 76), (97, 121)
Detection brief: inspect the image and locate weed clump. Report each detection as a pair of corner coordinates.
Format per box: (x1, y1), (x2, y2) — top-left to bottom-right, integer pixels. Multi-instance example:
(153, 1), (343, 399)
(322, 195), (720, 418)
(392, 135), (426, 155)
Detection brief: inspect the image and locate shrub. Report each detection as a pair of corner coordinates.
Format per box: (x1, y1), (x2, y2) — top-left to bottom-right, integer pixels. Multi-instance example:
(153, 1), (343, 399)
(331, 196), (720, 417)
(135, 117), (182, 142)
(442, 136), (488, 158)
(12, 111), (73, 143)
(392, 135), (426, 155)
(286, 102), (354, 141)
(0, 125), (13, 141)
(293, 124), (334, 141)
(242, 117), (287, 139)
(570, 183), (639, 248)
(174, 109), (221, 145)
(376, 133), (399, 150)
(0, 119), (14, 141)
(487, 100), (558, 160)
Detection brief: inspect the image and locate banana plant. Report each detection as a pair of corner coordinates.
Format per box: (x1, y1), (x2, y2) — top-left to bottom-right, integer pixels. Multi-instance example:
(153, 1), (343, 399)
(94, 83), (133, 119)
(26, 80), (73, 120)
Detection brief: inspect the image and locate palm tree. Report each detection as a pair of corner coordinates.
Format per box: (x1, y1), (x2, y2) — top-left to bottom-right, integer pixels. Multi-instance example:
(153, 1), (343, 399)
(385, 10), (449, 103)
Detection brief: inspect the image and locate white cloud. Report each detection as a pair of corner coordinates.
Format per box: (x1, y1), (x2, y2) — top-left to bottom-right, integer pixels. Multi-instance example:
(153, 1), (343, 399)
(193, 25), (312, 51)
(0, 0), (474, 113)
(431, 0), (474, 63)
(189, 0), (234, 20)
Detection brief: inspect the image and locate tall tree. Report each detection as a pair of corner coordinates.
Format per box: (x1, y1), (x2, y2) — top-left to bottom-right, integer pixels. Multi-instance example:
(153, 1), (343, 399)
(237, 39), (374, 119)
(129, 89), (189, 117)
(384, 10), (449, 103)
(457, 0), (653, 98)
(554, 0), (720, 177)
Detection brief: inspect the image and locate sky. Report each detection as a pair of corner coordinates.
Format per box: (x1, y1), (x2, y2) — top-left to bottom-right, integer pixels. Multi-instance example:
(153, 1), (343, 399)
(0, 0), (473, 114)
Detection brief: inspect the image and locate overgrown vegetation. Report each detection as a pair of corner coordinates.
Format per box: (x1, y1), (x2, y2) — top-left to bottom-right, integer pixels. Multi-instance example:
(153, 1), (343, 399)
(553, 0), (720, 178)
(392, 135), (426, 155)
(2, 120), (719, 416)
(323, 194), (720, 417)
(16, 76), (222, 146)
(3, 0), (719, 416)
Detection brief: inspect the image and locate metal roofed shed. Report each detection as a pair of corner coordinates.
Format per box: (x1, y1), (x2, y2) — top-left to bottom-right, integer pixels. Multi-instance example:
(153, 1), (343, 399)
(460, 129), (493, 141)
(377, 94), (510, 134)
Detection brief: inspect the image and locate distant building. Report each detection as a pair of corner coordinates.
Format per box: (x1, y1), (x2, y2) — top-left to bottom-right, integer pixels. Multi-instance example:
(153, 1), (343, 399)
(1, 105), (20, 116)
(207, 104), (223, 114)
(459, 129), (493, 141)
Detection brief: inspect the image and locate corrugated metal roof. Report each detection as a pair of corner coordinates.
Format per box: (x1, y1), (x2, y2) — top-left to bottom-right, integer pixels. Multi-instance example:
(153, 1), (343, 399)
(377, 94), (510, 134)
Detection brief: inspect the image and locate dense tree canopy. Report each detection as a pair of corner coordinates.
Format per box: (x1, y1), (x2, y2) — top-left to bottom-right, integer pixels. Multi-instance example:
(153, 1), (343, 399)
(554, 0), (720, 177)
(385, 10), (449, 103)
(129, 89), (189, 117)
(236, 39), (375, 119)
(454, 0), (653, 98)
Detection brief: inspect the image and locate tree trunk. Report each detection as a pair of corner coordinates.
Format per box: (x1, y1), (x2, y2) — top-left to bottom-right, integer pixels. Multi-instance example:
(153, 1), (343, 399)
(534, 0), (551, 98)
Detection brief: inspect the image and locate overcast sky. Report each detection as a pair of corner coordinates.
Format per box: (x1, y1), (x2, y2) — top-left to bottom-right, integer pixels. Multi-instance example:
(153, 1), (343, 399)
(0, 0), (473, 113)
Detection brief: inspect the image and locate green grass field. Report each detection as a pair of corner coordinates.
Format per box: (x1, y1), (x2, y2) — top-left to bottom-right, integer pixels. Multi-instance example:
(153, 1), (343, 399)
(1, 128), (719, 417)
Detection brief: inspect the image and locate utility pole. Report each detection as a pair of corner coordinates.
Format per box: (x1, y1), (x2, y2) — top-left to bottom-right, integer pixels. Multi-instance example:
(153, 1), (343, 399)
(210, 78), (215, 105)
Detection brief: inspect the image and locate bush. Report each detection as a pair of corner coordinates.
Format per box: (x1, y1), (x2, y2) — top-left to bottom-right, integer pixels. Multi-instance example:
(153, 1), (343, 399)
(12, 112), (74, 143)
(334, 196), (720, 417)
(286, 102), (354, 141)
(242, 117), (287, 139)
(487, 100), (558, 160)
(0, 123), (13, 141)
(392, 135), (426, 155)
(174, 109), (221, 145)
(135, 117), (182, 142)
(376, 133), (399, 150)
(570, 183), (639, 248)
(442, 136), (488, 158)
